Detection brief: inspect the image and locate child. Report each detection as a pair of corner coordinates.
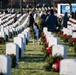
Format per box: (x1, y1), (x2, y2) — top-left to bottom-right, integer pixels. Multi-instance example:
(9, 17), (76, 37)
(33, 22), (39, 45)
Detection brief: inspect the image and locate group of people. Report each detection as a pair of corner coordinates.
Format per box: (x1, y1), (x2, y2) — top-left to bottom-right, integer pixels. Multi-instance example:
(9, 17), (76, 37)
(29, 12), (39, 44)
(29, 9), (69, 44)
(41, 9), (69, 32)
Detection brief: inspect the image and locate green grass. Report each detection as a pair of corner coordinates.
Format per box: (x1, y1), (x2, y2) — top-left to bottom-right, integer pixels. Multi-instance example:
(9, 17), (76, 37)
(0, 37), (59, 75)
(0, 32), (76, 75)
(0, 44), (6, 54)
(11, 41), (59, 75)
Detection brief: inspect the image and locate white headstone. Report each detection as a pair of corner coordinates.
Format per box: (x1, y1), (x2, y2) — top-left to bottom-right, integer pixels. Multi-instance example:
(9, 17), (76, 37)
(60, 59), (76, 75)
(14, 37), (24, 57)
(72, 32), (76, 38)
(23, 31), (28, 41)
(18, 34), (26, 50)
(24, 28), (30, 41)
(43, 27), (48, 33)
(27, 27), (30, 39)
(9, 29), (13, 38)
(22, 32), (27, 44)
(12, 28), (16, 36)
(69, 28), (73, 35)
(6, 43), (19, 64)
(63, 28), (70, 35)
(1, 27), (4, 32)
(0, 19), (2, 25)
(46, 32), (53, 37)
(15, 28), (18, 35)
(45, 32), (54, 43)
(48, 37), (60, 47)
(4, 28), (10, 41)
(0, 55), (11, 75)
(22, 33), (26, 41)
(1, 31), (6, 41)
(52, 45), (67, 58)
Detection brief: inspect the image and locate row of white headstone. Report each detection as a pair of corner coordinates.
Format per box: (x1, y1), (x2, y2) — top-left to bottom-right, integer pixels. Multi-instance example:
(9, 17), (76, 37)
(6, 27), (30, 65)
(63, 18), (76, 38)
(62, 27), (76, 38)
(0, 14), (5, 18)
(0, 14), (28, 42)
(0, 15), (30, 75)
(0, 29), (29, 75)
(43, 27), (66, 58)
(43, 27), (76, 75)
(25, 7), (51, 11)
(1, 14), (14, 25)
(0, 14), (25, 29)
(68, 18), (76, 25)
(0, 14), (11, 21)
(0, 28), (30, 75)
(0, 14), (11, 26)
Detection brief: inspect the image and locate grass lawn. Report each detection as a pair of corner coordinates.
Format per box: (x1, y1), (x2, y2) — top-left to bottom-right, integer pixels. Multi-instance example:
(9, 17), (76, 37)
(11, 40), (59, 75)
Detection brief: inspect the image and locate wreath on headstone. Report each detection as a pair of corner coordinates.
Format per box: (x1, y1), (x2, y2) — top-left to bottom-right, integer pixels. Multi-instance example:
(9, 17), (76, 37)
(44, 54), (63, 72)
(7, 54), (17, 68)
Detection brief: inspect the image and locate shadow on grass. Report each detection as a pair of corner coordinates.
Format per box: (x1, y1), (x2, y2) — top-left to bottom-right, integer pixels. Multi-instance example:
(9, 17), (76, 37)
(19, 54), (45, 62)
(18, 67), (44, 70)
(67, 54), (76, 58)
(25, 50), (42, 52)
(60, 42), (68, 45)
(28, 41), (33, 43)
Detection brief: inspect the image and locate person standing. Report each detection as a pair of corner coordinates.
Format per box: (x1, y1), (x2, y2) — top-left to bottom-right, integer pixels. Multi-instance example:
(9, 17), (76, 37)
(63, 12), (69, 28)
(33, 22), (39, 45)
(71, 12), (74, 19)
(40, 11), (47, 30)
(74, 11), (76, 20)
(45, 9), (58, 32)
(29, 13), (35, 28)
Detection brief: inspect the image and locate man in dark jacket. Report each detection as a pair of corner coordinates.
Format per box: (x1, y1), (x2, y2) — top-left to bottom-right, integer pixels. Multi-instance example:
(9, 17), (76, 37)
(45, 9), (58, 32)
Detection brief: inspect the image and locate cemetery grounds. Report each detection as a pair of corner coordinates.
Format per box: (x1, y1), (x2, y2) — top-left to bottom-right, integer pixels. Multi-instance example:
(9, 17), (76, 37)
(0, 14), (76, 75)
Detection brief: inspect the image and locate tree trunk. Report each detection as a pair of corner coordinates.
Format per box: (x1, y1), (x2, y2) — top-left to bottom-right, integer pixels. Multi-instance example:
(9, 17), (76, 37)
(69, 3), (72, 14)
(20, 0), (23, 14)
(34, 0), (36, 11)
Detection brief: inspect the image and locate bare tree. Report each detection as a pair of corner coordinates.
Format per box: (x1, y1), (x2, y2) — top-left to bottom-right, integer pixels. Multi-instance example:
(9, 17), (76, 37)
(20, 0), (23, 14)
(0, 0), (9, 8)
(51, 0), (76, 13)
(8, 0), (17, 7)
